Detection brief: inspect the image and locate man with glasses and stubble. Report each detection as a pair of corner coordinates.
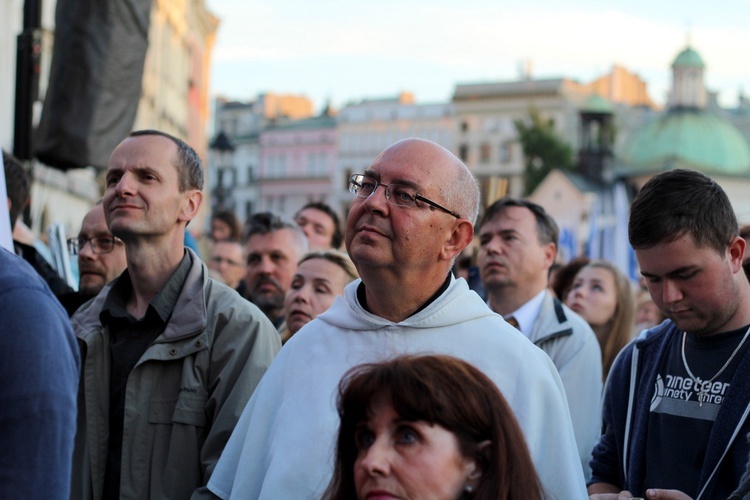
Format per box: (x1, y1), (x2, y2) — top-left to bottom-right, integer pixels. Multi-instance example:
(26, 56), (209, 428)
(208, 239), (247, 294)
(208, 138), (587, 499)
(59, 202), (127, 316)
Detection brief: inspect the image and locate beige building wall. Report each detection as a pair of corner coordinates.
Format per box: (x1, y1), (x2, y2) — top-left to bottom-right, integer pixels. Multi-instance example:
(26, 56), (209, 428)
(261, 94), (315, 120)
(452, 78), (591, 202)
(135, 0), (218, 150)
(584, 65), (659, 110)
(134, 0), (218, 241)
(135, 0), (189, 138)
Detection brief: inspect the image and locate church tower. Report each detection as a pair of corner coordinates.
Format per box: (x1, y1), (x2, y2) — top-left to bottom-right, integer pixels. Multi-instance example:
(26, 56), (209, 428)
(669, 46), (706, 109)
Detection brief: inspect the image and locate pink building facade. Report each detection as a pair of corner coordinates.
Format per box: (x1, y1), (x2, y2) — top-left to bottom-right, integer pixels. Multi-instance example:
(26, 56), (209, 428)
(257, 114), (338, 217)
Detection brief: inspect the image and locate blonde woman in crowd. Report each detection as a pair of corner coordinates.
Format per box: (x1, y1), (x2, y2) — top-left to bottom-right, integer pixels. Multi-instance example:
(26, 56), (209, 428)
(565, 259), (635, 380)
(279, 250), (358, 344)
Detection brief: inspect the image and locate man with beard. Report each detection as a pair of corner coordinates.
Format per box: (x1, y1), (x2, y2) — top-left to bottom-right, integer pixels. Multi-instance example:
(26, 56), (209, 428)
(60, 203), (127, 316)
(243, 212), (309, 328)
(589, 170), (750, 499)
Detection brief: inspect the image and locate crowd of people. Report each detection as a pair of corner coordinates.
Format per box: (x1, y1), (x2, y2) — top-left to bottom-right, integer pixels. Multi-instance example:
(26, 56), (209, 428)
(4, 133), (750, 500)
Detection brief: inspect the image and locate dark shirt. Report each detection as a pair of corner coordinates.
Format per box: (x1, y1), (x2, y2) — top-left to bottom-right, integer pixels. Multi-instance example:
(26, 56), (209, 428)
(14, 240), (75, 297)
(235, 279), (248, 299)
(356, 273), (452, 318)
(58, 290), (95, 317)
(644, 325), (750, 497)
(99, 251), (191, 499)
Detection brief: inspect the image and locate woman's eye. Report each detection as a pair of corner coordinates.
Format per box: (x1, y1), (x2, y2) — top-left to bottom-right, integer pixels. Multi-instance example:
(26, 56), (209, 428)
(396, 426), (419, 444)
(354, 429), (375, 450)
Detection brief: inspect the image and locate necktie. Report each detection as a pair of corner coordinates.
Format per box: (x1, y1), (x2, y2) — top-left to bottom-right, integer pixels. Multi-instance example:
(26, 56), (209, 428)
(505, 316), (520, 331)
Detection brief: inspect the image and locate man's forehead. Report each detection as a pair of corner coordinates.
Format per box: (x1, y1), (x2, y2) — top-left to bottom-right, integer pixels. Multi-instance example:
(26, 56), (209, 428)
(108, 135), (177, 169)
(81, 206), (108, 231)
(481, 207), (535, 232)
(215, 242), (243, 258)
(363, 164), (425, 191)
(635, 235), (715, 275)
(298, 208), (332, 227)
(247, 229), (295, 249)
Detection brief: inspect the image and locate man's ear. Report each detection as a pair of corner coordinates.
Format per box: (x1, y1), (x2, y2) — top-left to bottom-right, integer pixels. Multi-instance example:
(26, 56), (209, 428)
(178, 190), (203, 223)
(542, 241), (557, 268)
(439, 220), (474, 262)
(728, 235), (746, 273)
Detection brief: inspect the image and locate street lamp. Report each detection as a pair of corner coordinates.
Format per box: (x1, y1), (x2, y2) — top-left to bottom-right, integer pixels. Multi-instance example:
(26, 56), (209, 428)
(209, 130), (236, 212)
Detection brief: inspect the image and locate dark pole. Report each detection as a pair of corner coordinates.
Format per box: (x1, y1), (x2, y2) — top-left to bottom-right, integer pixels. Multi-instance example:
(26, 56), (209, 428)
(13, 0), (43, 160)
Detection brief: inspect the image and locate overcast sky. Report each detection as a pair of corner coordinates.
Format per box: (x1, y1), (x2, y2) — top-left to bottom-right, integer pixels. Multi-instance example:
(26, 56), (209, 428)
(206, 0), (750, 112)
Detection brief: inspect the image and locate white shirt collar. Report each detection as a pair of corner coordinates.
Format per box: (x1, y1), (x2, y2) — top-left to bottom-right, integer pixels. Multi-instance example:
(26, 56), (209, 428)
(503, 289), (547, 338)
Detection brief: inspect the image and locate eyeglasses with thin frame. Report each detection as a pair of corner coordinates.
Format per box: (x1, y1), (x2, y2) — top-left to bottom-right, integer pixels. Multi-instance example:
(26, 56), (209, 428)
(348, 174), (461, 219)
(67, 235), (122, 255)
(211, 256), (244, 267)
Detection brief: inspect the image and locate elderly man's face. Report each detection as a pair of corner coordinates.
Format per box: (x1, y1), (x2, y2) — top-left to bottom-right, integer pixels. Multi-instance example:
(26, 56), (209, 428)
(345, 141), (458, 276)
(77, 204), (127, 296)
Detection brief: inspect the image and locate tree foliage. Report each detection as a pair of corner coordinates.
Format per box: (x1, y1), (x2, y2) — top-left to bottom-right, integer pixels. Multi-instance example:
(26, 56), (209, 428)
(514, 109), (574, 195)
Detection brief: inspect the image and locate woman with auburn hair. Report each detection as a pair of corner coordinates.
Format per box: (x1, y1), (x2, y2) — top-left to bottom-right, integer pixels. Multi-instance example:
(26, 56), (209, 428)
(323, 355), (544, 500)
(565, 259), (635, 380)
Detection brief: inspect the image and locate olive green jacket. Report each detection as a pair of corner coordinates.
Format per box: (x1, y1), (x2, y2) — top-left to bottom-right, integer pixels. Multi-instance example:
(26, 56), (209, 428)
(70, 250), (280, 499)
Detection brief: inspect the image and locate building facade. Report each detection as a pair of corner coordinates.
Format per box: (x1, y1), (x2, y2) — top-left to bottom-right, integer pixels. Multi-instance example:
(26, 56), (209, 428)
(452, 78), (591, 204)
(335, 92), (454, 216)
(209, 94), (315, 227)
(2, 0), (218, 261)
(257, 113), (338, 216)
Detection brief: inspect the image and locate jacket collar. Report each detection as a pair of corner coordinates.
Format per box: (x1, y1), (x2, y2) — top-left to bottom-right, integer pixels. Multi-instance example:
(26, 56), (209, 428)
(72, 248), (208, 345)
(527, 290), (574, 343)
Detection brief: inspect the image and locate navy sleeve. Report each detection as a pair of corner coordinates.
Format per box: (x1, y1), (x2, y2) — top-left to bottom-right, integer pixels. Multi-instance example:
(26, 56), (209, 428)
(589, 344), (634, 489)
(0, 266), (80, 499)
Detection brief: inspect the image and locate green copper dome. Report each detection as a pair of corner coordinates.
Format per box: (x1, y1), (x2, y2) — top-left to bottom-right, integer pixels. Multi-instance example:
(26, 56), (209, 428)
(621, 109), (750, 175)
(672, 47), (705, 69)
(581, 94), (614, 114)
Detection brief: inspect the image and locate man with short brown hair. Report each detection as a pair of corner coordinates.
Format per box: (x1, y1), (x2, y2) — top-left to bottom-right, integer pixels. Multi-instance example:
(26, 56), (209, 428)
(70, 130), (279, 499)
